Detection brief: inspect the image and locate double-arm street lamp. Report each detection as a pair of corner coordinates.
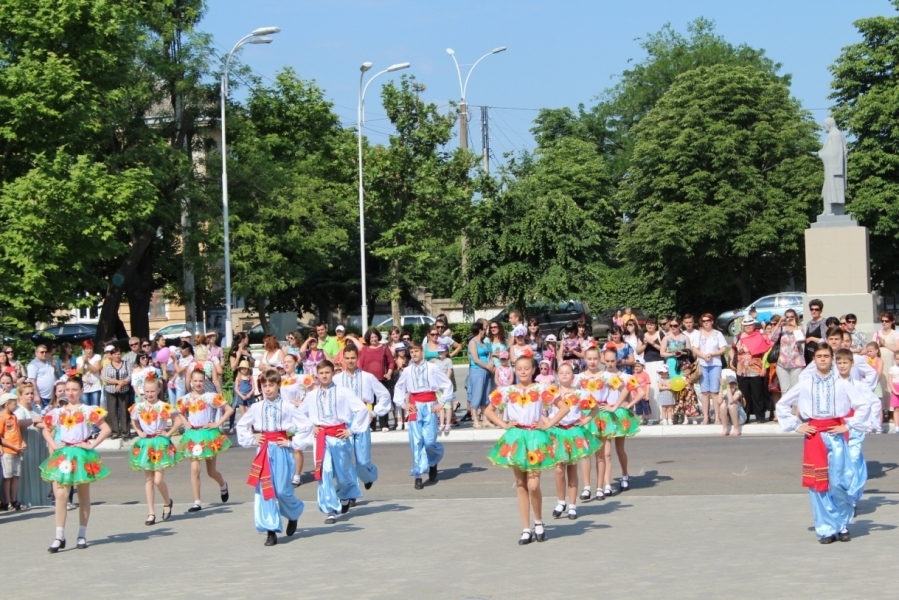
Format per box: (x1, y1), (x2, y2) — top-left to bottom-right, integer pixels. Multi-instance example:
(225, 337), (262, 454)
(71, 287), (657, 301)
(445, 46), (506, 149)
(357, 61), (410, 331)
(219, 27), (280, 349)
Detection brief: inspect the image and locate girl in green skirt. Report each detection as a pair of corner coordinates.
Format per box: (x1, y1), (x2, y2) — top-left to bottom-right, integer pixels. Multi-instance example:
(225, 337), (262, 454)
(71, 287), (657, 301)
(598, 349), (641, 495)
(129, 376), (185, 525)
(40, 376), (112, 553)
(485, 357), (570, 545)
(548, 362), (600, 521)
(176, 369), (234, 513)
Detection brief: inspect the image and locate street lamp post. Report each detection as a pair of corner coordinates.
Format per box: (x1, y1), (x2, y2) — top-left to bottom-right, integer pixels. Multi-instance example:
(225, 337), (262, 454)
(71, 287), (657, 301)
(357, 61), (410, 333)
(445, 46), (506, 149)
(220, 27), (280, 349)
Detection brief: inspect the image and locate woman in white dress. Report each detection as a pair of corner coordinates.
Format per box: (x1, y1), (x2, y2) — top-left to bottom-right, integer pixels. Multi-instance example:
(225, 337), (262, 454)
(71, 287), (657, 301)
(875, 311), (898, 415)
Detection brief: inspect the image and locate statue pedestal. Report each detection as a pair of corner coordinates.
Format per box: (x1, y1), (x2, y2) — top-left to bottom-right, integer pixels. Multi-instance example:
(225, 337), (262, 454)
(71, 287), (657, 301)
(804, 223), (879, 335)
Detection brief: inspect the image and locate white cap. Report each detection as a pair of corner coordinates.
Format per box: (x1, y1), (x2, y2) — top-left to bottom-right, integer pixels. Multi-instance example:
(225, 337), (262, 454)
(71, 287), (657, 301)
(0, 392), (18, 405)
(335, 325), (345, 332)
(178, 330), (192, 338)
(741, 318), (758, 326)
(512, 325), (527, 337)
(103, 344), (116, 352)
(544, 334), (557, 343)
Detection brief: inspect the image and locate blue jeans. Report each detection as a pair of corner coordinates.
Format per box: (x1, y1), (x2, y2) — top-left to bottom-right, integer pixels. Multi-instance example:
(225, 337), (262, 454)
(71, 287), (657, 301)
(466, 368), (490, 409)
(82, 391), (101, 406)
(40, 397), (52, 410)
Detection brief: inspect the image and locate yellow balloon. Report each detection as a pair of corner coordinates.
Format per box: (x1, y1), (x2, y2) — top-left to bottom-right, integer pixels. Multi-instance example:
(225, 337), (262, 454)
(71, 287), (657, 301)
(670, 377), (686, 392)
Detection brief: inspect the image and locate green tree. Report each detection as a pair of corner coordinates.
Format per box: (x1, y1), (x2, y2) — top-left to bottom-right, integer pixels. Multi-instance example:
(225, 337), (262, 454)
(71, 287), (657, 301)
(198, 68), (356, 331)
(830, 0), (899, 291)
(457, 136), (615, 312)
(366, 77), (473, 324)
(532, 18), (786, 182)
(0, 0), (215, 340)
(618, 65), (820, 309)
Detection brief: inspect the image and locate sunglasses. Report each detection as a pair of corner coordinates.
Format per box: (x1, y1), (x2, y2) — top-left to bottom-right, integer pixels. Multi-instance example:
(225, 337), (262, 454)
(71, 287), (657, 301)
(428, 333), (438, 337)
(130, 342), (139, 347)
(701, 319), (712, 323)
(810, 307), (821, 312)
(882, 319), (892, 323)
(846, 320), (856, 324)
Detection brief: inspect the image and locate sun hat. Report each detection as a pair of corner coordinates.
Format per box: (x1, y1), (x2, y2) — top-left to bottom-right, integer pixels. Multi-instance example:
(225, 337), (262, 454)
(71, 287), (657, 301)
(741, 318), (758, 327)
(395, 342), (407, 350)
(512, 325), (527, 337)
(658, 364), (669, 372)
(238, 359), (251, 370)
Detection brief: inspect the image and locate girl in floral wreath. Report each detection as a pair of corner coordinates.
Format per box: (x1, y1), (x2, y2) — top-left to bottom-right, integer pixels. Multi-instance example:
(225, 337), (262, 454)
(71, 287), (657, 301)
(548, 362), (599, 521)
(129, 376), (184, 525)
(40, 376), (112, 553)
(599, 349), (640, 494)
(484, 356), (570, 545)
(176, 368), (234, 513)
(575, 346), (616, 501)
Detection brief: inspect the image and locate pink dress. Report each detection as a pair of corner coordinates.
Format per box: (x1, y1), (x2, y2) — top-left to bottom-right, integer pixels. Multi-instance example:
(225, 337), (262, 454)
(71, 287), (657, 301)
(890, 379), (899, 409)
(496, 366), (514, 386)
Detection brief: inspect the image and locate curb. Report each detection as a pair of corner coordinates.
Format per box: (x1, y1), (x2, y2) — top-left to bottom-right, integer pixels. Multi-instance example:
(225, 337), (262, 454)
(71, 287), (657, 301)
(95, 422), (801, 451)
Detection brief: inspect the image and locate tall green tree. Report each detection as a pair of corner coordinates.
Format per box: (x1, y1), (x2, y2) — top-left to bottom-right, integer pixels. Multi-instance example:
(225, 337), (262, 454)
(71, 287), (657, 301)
(0, 0), (215, 340)
(532, 18), (786, 182)
(457, 136), (615, 312)
(366, 77), (473, 324)
(618, 65), (820, 309)
(198, 68), (356, 331)
(830, 0), (899, 291)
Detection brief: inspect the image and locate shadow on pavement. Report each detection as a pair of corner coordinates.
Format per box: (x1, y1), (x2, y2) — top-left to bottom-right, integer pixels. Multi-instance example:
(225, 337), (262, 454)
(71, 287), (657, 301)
(867, 461), (898, 480)
(847, 519), (898, 538)
(437, 462), (488, 481)
(91, 527), (177, 546)
(285, 523), (362, 542)
(346, 502), (412, 519)
(629, 469), (673, 490)
(0, 509), (54, 524)
(858, 495), (899, 517)
(545, 520), (612, 538)
(165, 505), (234, 522)
(575, 500), (633, 517)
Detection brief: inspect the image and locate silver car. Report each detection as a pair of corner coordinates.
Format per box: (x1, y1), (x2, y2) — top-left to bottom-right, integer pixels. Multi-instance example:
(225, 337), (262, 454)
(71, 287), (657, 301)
(715, 293), (806, 336)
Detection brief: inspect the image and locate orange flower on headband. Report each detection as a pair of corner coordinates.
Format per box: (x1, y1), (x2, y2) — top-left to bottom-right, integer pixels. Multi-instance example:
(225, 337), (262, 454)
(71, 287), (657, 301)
(193, 364), (204, 372)
(604, 342), (616, 351)
(66, 368), (78, 378)
(145, 371), (157, 380)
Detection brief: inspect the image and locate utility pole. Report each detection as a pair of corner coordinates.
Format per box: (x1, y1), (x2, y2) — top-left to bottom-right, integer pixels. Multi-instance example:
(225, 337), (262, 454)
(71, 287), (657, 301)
(481, 105), (490, 173)
(174, 25), (198, 335)
(459, 101), (468, 149)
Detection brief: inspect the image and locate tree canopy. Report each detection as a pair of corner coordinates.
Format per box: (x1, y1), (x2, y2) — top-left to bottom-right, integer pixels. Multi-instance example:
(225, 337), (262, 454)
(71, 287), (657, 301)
(618, 64), (820, 308)
(830, 0), (899, 291)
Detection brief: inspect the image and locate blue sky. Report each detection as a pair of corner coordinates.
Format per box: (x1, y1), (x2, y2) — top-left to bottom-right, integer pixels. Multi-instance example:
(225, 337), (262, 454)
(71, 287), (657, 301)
(202, 0), (891, 159)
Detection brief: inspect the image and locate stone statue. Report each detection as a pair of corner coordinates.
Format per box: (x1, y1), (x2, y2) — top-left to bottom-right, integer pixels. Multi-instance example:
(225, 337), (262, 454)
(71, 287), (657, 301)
(817, 117), (848, 215)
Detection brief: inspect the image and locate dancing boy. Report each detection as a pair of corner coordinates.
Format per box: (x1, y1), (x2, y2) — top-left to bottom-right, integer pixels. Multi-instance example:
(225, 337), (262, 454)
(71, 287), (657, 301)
(392, 341), (454, 490)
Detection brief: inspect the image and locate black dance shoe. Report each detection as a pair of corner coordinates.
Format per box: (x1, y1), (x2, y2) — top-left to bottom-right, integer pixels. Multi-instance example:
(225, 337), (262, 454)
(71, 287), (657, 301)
(819, 535), (837, 544)
(286, 519), (297, 536)
(428, 465), (438, 482)
(414, 478), (424, 490)
(264, 531), (277, 546)
(838, 530), (851, 542)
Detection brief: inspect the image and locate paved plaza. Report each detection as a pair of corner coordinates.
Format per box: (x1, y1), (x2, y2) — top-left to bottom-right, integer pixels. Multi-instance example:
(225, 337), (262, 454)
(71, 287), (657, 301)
(3, 436), (898, 599)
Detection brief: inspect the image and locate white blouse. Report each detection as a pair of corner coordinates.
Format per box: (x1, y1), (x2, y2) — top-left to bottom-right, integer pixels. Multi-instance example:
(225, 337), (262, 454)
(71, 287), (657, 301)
(236, 397), (311, 450)
(44, 404), (107, 444)
(488, 383), (557, 427)
(176, 392), (228, 428)
(129, 401), (178, 436)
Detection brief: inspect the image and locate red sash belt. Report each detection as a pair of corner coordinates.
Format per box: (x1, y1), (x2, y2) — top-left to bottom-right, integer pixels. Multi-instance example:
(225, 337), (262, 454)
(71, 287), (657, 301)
(411, 392), (437, 402)
(515, 424), (537, 430)
(557, 423), (576, 430)
(802, 418), (848, 492)
(314, 424), (347, 481)
(406, 392), (438, 423)
(247, 431), (288, 500)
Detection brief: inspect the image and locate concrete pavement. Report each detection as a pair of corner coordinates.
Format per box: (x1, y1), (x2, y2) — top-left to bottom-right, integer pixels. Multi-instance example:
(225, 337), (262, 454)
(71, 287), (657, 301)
(4, 437), (898, 599)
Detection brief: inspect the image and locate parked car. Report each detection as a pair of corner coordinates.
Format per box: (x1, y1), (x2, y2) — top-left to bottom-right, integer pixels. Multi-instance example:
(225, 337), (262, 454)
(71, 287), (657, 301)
(715, 292), (806, 336)
(491, 300), (592, 339)
(374, 315), (436, 328)
(31, 323), (97, 345)
(246, 322), (312, 345)
(151, 323), (223, 342)
(592, 308), (649, 340)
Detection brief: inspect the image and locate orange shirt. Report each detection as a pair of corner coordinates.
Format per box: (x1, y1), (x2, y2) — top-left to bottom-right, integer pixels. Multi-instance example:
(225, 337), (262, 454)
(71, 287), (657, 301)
(1, 411), (21, 454)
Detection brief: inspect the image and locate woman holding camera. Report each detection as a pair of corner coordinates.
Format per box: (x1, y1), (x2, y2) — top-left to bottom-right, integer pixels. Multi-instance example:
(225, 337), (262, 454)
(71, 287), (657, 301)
(768, 309), (806, 395)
